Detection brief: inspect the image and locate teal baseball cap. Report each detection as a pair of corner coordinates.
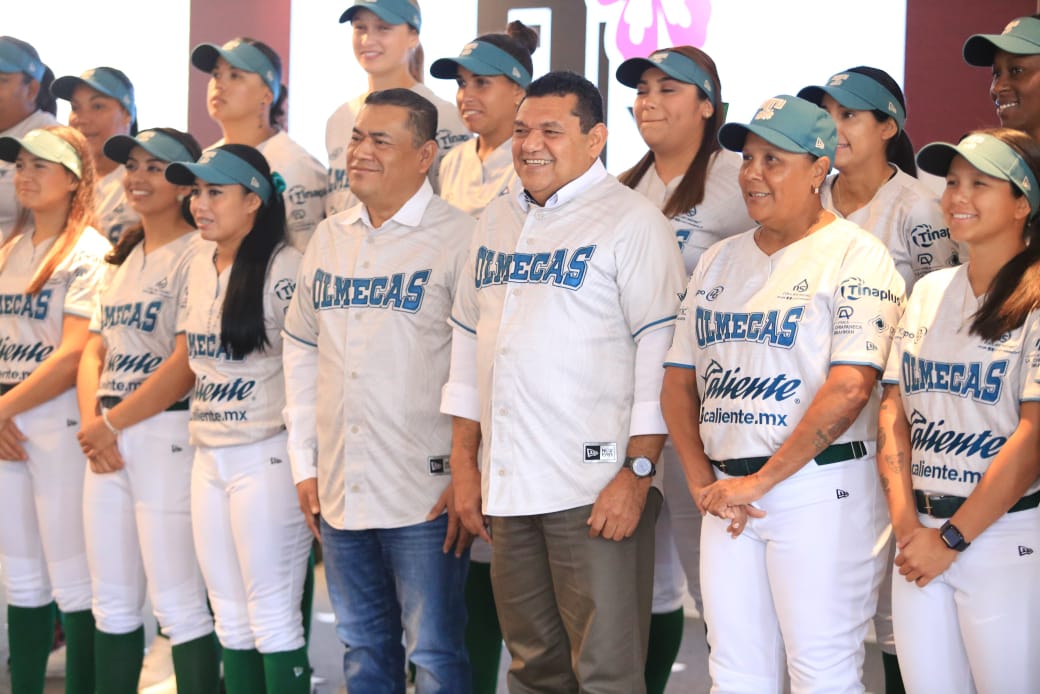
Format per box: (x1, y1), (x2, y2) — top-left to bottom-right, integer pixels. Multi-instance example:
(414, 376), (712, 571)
(104, 130), (196, 166)
(0, 37), (45, 82)
(917, 132), (1040, 214)
(340, 0), (421, 31)
(0, 128), (83, 179)
(166, 147), (273, 203)
(52, 67), (136, 122)
(798, 71), (906, 131)
(615, 49), (717, 106)
(430, 40), (531, 87)
(719, 95), (837, 162)
(964, 16), (1040, 66)
(192, 38), (281, 102)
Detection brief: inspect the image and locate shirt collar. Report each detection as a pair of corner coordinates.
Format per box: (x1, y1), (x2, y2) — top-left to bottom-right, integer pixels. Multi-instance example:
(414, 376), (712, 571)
(343, 179), (434, 231)
(516, 159), (607, 212)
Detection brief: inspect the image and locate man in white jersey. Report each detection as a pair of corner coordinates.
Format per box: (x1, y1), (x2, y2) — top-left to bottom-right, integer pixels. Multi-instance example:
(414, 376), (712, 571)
(443, 71), (685, 693)
(283, 88), (474, 692)
(325, 0), (471, 215)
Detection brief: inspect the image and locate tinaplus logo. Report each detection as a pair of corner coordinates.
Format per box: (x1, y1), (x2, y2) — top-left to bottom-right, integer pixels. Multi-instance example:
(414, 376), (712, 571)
(839, 277), (901, 304)
(911, 224), (951, 248)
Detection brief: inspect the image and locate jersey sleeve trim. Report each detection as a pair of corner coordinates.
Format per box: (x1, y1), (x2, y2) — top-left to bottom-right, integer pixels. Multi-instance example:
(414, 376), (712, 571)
(663, 361), (695, 370)
(880, 377), (899, 385)
(632, 315), (676, 339)
(449, 315), (476, 335)
(283, 329), (318, 349)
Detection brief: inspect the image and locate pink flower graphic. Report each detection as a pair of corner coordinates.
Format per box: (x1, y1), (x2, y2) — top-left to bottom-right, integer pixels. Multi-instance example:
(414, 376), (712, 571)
(598, 0), (712, 58)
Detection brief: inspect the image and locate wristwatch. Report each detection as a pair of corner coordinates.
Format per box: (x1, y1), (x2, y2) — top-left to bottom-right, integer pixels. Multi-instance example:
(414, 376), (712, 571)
(623, 456), (656, 478)
(939, 521), (970, 552)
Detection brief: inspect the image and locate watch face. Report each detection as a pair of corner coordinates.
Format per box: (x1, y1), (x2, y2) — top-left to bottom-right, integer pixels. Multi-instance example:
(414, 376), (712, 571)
(632, 457), (653, 476)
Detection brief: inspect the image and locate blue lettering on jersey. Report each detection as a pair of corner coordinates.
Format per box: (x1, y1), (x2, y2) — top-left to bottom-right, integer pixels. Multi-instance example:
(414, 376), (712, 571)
(104, 351), (163, 375)
(695, 306), (803, 348)
(839, 277), (901, 304)
(101, 301), (161, 332)
(473, 245), (596, 290)
(311, 269), (430, 313)
(901, 353), (1006, 404)
(328, 167), (349, 194)
(193, 375), (256, 403)
(910, 224), (951, 248)
(0, 337), (53, 363)
(186, 333), (244, 362)
(675, 229), (691, 250)
(908, 409), (1006, 459)
(0, 290), (52, 320)
(286, 185), (326, 207)
(699, 359), (802, 401)
(436, 130), (469, 149)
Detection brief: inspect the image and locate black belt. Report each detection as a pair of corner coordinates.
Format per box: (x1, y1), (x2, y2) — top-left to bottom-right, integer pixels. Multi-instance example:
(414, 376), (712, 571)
(710, 441), (868, 477)
(99, 395), (189, 412)
(0, 382), (18, 395)
(915, 489), (1040, 519)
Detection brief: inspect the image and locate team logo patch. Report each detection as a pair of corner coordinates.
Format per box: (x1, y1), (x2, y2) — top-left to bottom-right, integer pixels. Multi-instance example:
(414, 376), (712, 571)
(754, 97), (787, 121)
(1005, 19), (1021, 34)
(871, 315), (887, 333)
(836, 305), (854, 320)
(677, 288), (687, 302)
(461, 42), (477, 56)
(705, 286), (724, 301)
(428, 455), (451, 475)
(650, 52), (667, 63)
(273, 278), (296, 301)
(835, 489), (849, 499)
(138, 131), (156, 142)
(1019, 545), (1034, 556)
(828, 73), (850, 86)
(583, 443), (618, 464)
(793, 278), (809, 292)
(199, 151), (216, 164)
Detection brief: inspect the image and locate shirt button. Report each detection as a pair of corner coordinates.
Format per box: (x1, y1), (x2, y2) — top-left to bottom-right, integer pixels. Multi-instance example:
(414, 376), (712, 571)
(354, 313), (363, 321)
(499, 348), (508, 356)
(526, 239), (535, 246)
(497, 407), (508, 416)
(350, 371), (358, 379)
(498, 469), (507, 477)
(362, 261), (370, 269)
(350, 425), (360, 434)
(351, 484), (361, 492)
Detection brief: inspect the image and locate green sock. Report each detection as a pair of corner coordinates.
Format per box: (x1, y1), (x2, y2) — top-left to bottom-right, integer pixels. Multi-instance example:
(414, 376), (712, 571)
(62, 609), (96, 694)
(172, 632), (221, 694)
(882, 651), (906, 694)
(263, 647), (310, 694)
(94, 626), (144, 694)
(8, 602), (56, 694)
(222, 647), (266, 694)
(301, 545), (316, 644)
(645, 607), (684, 694)
(464, 561), (502, 694)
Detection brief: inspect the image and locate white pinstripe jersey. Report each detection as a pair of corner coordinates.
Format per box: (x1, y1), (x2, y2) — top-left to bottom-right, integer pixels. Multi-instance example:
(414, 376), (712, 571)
(882, 266), (1040, 498)
(256, 131), (327, 252)
(0, 226), (110, 383)
(178, 244), (300, 448)
(95, 166), (139, 245)
(438, 138), (517, 217)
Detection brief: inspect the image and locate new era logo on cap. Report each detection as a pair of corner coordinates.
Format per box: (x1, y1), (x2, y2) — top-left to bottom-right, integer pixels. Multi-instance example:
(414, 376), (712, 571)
(1023, 177), (1032, 191)
(755, 97), (787, 121)
(815, 136), (825, 149)
(512, 67), (521, 78)
(888, 101), (898, 114)
(704, 79), (711, 91)
(250, 176), (260, 189)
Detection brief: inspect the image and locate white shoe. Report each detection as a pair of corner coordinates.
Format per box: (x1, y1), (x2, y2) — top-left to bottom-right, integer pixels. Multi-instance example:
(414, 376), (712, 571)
(45, 644), (66, 678)
(138, 635), (174, 690)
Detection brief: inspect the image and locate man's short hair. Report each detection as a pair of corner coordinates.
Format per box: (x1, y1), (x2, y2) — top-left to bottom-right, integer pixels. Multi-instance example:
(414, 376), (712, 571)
(524, 71), (604, 133)
(363, 88), (438, 146)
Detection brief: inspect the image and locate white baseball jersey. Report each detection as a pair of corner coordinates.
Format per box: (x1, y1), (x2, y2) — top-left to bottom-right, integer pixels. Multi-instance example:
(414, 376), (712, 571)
(178, 244), (301, 448)
(822, 167), (959, 291)
(324, 83), (471, 216)
(283, 181), (474, 530)
(631, 149), (753, 276)
(450, 161), (686, 516)
(665, 217), (905, 462)
(437, 137), (516, 217)
(0, 226), (110, 383)
(882, 266), (1040, 498)
(95, 165), (139, 245)
(0, 110), (59, 240)
(256, 131), (327, 252)
(89, 232), (205, 399)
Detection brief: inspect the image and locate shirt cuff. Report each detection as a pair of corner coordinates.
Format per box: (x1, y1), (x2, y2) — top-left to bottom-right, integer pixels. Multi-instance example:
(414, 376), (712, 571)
(629, 400), (668, 437)
(441, 382), (481, 421)
(288, 445), (317, 485)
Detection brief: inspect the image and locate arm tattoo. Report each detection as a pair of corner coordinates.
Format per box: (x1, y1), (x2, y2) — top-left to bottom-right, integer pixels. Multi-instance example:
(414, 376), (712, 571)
(876, 426), (887, 452)
(880, 474), (891, 495)
(812, 416), (852, 454)
(883, 451), (905, 473)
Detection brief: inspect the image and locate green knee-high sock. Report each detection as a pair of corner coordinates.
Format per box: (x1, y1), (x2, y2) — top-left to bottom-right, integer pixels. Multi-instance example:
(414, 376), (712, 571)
(645, 607), (684, 694)
(263, 647), (310, 694)
(171, 632), (221, 694)
(8, 602), (57, 694)
(94, 626), (144, 694)
(301, 545), (316, 644)
(222, 647), (266, 694)
(465, 561), (502, 694)
(62, 609), (96, 694)
(882, 651), (906, 694)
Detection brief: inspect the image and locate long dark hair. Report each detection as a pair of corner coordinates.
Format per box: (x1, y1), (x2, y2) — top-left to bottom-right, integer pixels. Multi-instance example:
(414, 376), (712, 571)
(216, 144), (287, 359)
(239, 37), (288, 129)
(845, 66), (916, 176)
(970, 129), (1040, 341)
(107, 128), (203, 265)
(618, 46), (723, 218)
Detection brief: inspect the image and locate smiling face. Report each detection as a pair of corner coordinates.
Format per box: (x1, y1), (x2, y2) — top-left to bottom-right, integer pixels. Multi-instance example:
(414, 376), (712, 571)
(633, 67), (712, 155)
(991, 50), (1040, 138)
(738, 133), (828, 234)
(13, 150), (78, 214)
(818, 93), (896, 172)
(455, 66), (523, 140)
(512, 94), (606, 206)
(122, 146), (188, 218)
(207, 56), (271, 125)
(942, 154), (1030, 252)
(351, 8), (418, 78)
(347, 102), (433, 209)
(68, 84), (131, 164)
(189, 180), (260, 249)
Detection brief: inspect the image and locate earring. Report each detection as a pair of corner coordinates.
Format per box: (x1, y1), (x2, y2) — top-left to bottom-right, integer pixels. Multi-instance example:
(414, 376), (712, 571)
(811, 184), (821, 195)
(176, 193), (186, 202)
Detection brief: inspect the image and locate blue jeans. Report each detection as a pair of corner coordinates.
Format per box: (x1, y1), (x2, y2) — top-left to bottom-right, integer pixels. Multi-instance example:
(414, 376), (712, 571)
(321, 515), (471, 694)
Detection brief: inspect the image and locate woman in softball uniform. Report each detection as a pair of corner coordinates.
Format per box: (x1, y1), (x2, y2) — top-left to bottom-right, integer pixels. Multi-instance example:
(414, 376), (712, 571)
(74, 128), (220, 694)
(429, 21), (536, 216)
(165, 144), (311, 693)
(0, 125), (110, 694)
(877, 128), (1040, 694)
(614, 44), (752, 694)
(326, 0), (471, 215)
(0, 36), (58, 239)
(51, 67), (140, 244)
(798, 65), (960, 694)
(662, 96), (904, 693)
(191, 37), (326, 252)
